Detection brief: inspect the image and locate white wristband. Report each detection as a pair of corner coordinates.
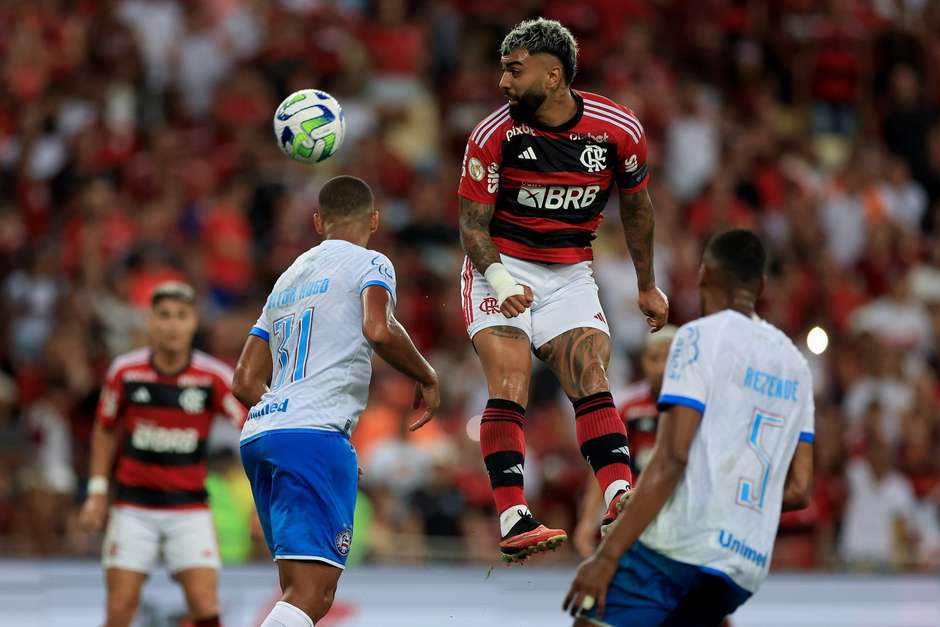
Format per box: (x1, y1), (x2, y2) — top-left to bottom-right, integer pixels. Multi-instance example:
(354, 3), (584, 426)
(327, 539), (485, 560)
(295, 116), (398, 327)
(87, 476), (109, 496)
(484, 263), (524, 306)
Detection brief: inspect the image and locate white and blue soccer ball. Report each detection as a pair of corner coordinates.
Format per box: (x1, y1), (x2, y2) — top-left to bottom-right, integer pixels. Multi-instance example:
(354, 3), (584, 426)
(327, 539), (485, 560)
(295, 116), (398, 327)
(273, 89), (346, 164)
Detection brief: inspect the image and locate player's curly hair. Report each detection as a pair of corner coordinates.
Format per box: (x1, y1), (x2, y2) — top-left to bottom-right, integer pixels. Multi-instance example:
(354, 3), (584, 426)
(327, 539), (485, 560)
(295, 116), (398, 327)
(500, 18), (579, 84)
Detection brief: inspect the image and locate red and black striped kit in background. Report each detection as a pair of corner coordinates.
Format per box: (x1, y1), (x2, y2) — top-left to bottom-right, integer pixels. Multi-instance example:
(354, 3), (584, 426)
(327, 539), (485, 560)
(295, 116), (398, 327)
(96, 348), (246, 509)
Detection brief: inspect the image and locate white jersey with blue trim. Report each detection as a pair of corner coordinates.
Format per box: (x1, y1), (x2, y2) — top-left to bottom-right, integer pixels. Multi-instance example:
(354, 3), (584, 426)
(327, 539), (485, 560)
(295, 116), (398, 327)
(240, 239), (396, 443)
(640, 310), (814, 593)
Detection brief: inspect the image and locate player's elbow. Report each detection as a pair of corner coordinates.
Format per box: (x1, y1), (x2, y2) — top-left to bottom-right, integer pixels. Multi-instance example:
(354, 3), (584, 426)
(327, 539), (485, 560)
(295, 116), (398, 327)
(658, 448), (688, 482)
(232, 364), (257, 407)
(362, 320), (393, 346)
(663, 455), (687, 481)
(783, 478), (813, 511)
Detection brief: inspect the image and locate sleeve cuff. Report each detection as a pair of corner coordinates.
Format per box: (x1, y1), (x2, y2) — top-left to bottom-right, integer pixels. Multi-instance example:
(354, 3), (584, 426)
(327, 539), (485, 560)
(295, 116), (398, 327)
(458, 190), (497, 205)
(249, 326), (270, 342)
(617, 172), (650, 194)
(361, 280), (396, 304)
(798, 431), (815, 443)
(657, 394), (706, 414)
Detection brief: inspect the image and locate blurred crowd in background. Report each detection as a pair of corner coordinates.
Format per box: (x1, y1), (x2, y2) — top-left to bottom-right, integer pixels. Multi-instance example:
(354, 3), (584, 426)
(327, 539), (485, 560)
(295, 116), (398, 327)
(0, 0), (939, 574)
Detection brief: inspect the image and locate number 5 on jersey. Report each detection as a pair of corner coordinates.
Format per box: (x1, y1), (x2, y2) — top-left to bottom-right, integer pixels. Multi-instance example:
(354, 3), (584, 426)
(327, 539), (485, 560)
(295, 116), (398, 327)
(736, 409), (785, 512)
(272, 307), (314, 390)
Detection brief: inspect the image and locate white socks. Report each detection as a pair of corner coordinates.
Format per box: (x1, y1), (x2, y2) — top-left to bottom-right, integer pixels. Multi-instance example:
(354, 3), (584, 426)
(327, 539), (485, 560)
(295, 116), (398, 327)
(499, 504), (532, 537)
(604, 480), (630, 508)
(261, 601), (314, 627)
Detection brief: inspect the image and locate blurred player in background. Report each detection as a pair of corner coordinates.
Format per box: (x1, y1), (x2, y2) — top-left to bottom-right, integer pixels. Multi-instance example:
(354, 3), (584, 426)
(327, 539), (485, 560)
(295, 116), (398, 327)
(79, 282), (247, 627)
(564, 230), (815, 626)
(233, 176), (439, 627)
(458, 18), (669, 562)
(573, 326), (677, 557)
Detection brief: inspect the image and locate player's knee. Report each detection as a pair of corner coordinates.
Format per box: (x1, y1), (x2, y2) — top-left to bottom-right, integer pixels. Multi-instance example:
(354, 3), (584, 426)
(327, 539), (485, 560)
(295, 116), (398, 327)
(488, 368), (529, 403)
(286, 580), (337, 622)
(567, 356), (608, 398)
(179, 571), (219, 618)
(186, 595), (219, 620)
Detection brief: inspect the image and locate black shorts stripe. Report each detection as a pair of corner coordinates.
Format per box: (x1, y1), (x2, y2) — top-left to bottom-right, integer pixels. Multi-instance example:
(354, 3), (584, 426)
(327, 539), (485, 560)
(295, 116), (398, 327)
(121, 433), (208, 467)
(115, 483), (208, 507)
(490, 217), (595, 249)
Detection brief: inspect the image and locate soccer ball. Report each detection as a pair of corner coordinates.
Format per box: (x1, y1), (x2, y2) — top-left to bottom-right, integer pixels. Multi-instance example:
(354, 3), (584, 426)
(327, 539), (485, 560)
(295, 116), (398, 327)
(273, 89), (346, 164)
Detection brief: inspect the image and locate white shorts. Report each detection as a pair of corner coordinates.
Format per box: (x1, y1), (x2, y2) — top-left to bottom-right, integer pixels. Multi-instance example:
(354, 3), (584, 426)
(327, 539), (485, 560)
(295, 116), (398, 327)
(459, 254), (610, 348)
(102, 506), (221, 574)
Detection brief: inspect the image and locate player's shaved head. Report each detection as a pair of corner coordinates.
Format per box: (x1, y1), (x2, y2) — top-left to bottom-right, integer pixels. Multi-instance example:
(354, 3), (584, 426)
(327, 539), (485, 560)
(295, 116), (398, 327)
(699, 229), (766, 317)
(318, 175), (374, 222)
(704, 229), (767, 292)
(500, 18), (578, 84)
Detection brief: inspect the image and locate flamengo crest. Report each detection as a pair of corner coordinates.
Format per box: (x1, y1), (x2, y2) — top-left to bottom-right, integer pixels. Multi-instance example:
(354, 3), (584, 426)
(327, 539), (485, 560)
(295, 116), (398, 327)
(179, 387), (207, 414)
(580, 145), (606, 173)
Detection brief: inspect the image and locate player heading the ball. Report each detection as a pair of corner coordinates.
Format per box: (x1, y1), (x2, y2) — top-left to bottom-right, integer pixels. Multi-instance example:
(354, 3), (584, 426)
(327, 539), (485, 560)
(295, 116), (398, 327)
(457, 17), (669, 563)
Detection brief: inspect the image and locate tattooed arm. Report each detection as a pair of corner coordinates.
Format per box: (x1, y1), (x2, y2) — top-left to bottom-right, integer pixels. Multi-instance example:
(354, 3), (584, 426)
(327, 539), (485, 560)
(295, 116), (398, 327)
(618, 188), (656, 290)
(619, 188), (668, 331)
(620, 188), (669, 332)
(458, 196), (501, 274)
(459, 196), (532, 318)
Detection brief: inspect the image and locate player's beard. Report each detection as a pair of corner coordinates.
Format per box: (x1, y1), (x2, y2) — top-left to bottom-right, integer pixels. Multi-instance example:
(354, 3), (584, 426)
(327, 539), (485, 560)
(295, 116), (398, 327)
(508, 85), (547, 123)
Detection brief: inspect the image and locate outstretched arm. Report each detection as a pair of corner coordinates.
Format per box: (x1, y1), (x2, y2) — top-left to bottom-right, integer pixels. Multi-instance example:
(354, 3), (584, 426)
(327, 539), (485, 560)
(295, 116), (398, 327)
(619, 188), (668, 331)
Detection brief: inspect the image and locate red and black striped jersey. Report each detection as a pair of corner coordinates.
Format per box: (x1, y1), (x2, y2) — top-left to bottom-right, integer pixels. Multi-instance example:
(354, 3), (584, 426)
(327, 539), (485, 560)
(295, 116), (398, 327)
(617, 381), (658, 475)
(96, 348), (247, 509)
(458, 90), (649, 264)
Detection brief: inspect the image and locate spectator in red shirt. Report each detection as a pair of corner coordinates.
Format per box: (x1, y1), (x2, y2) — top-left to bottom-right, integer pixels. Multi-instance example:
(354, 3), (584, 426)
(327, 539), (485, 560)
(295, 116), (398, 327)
(201, 182), (253, 308)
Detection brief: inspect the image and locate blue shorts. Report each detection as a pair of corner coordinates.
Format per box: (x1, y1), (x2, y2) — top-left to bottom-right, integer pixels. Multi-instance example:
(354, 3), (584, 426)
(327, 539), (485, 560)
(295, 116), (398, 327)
(582, 542), (751, 627)
(240, 428), (358, 569)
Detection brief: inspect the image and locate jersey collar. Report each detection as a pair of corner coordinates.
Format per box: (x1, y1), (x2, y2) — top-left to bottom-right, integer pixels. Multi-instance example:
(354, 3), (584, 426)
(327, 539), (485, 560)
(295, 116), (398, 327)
(149, 349), (193, 378)
(525, 89), (584, 133)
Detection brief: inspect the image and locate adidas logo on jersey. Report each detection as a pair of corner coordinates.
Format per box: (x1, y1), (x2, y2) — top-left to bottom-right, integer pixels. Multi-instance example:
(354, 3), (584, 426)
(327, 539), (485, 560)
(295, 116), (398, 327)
(131, 387), (151, 404)
(612, 445), (631, 457)
(503, 464), (524, 475)
(517, 146), (537, 160)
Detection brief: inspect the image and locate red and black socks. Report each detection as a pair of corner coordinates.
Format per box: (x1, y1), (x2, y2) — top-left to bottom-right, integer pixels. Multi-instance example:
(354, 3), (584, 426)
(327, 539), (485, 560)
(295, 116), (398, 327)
(574, 391), (634, 507)
(480, 398), (531, 536)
